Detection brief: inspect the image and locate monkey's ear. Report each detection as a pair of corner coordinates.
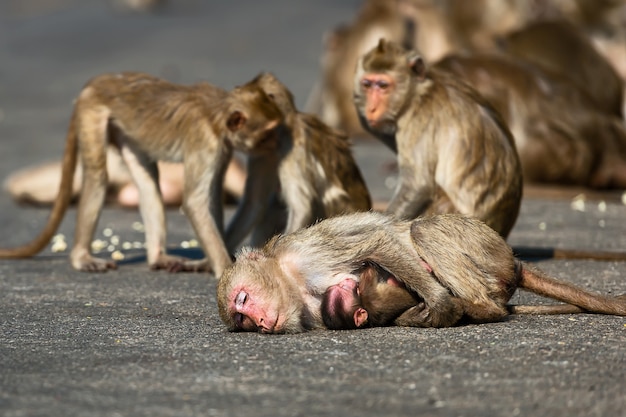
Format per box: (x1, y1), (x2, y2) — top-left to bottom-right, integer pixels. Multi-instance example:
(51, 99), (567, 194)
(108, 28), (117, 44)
(408, 54), (426, 80)
(227, 111), (247, 132)
(376, 37), (387, 52)
(354, 308), (369, 328)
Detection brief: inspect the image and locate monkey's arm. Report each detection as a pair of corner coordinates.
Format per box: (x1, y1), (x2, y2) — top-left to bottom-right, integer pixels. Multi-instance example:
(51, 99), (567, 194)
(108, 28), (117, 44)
(385, 172), (433, 220)
(225, 154), (280, 251)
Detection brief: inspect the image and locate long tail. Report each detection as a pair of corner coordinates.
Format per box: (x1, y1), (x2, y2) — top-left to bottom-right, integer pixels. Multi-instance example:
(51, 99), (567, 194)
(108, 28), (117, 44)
(0, 114), (78, 258)
(508, 304), (586, 315)
(514, 246), (626, 261)
(518, 261), (626, 315)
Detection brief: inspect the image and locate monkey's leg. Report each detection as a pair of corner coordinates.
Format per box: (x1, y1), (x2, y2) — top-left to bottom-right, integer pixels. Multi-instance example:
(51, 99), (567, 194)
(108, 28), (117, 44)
(393, 297), (464, 328)
(118, 144), (187, 271)
(459, 300), (509, 323)
(70, 112), (117, 271)
(180, 150), (232, 276)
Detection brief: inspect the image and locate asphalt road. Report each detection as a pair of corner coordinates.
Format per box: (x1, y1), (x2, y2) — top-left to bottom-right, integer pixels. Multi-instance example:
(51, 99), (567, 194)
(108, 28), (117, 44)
(0, 2), (625, 416)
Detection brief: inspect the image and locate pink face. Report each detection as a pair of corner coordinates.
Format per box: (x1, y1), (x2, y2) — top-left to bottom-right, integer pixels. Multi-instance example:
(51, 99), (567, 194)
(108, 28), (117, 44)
(359, 73), (394, 128)
(227, 285), (284, 334)
(325, 278), (360, 312)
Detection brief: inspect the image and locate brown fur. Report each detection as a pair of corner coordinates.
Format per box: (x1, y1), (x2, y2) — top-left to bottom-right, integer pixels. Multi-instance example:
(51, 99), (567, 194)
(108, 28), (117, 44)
(501, 20), (624, 118)
(217, 212), (626, 333)
(225, 72), (371, 251)
(354, 39), (522, 237)
(0, 72), (284, 276)
(435, 53), (626, 189)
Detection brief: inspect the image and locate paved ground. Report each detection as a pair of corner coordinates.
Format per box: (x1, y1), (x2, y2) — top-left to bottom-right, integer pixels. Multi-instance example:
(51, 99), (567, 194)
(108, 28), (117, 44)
(0, 2), (625, 416)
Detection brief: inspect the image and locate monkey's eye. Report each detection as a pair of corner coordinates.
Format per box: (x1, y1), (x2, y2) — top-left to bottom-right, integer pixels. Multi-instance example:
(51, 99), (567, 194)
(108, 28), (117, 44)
(376, 80), (390, 90)
(361, 79), (373, 89)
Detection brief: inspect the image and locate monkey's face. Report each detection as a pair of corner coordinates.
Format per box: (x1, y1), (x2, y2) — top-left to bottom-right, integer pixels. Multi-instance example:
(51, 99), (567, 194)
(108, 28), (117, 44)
(356, 73), (398, 135)
(321, 278), (368, 330)
(226, 83), (285, 154)
(217, 249), (306, 334)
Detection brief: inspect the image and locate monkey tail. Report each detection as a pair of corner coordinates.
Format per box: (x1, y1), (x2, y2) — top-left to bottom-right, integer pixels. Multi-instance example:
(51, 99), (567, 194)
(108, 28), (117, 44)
(551, 248), (626, 261)
(518, 261), (626, 316)
(0, 114), (79, 258)
(515, 246), (626, 261)
(507, 304), (586, 315)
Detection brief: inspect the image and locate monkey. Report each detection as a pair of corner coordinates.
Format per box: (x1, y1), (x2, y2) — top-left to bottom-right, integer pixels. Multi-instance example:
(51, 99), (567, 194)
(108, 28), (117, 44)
(499, 19), (624, 118)
(354, 38), (523, 238)
(224, 72), (372, 251)
(2, 150), (247, 208)
(305, 0), (414, 137)
(0, 72), (284, 276)
(321, 261), (419, 330)
(217, 211), (626, 334)
(321, 257), (615, 330)
(434, 53), (626, 189)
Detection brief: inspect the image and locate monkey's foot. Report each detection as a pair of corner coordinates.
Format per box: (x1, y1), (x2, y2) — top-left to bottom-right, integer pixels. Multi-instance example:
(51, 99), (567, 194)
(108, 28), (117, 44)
(150, 255), (212, 273)
(72, 255), (118, 272)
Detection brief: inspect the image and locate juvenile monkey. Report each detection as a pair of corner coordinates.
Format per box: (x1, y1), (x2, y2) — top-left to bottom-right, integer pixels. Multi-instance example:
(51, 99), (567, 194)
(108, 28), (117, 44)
(0, 72), (284, 276)
(322, 258), (609, 330)
(354, 38), (522, 237)
(217, 212), (626, 334)
(321, 262), (419, 330)
(225, 72), (371, 250)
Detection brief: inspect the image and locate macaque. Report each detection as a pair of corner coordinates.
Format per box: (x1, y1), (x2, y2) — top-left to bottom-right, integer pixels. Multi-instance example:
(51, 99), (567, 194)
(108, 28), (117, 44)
(3, 150), (247, 208)
(321, 262), (419, 330)
(225, 72), (371, 251)
(354, 38), (522, 237)
(434, 53), (626, 188)
(0, 72), (284, 276)
(305, 0), (413, 136)
(217, 211), (626, 334)
(322, 258), (610, 330)
(500, 19), (624, 118)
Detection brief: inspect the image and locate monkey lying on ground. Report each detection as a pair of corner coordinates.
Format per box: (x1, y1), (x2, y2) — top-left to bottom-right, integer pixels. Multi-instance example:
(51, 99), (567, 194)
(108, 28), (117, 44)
(224, 72), (371, 251)
(3, 152), (247, 208)
(354, 38), (522, 238)
(217, 212), (626, 334)
(321, 259), (621, 330)
(321, 262), (420, 330)
(0, 72), (284, 276)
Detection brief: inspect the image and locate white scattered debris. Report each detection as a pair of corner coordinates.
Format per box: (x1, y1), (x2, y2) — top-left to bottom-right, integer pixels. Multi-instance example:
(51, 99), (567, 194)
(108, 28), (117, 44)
(91, 239), (108, 252)
(538, 222), (547, 231)
(111, 250), (125, 261)
(622, 192), (626, 206)
(570, 194), (586, 212)
(597, 201), (607, 212)
(51, 236), (67, 253)
(110, 235), (120, 246)
(132, 221), (144, 232)
(122, 242), (133, 250)
(103, 228), (113, 237)
(599, 219), (606, 228)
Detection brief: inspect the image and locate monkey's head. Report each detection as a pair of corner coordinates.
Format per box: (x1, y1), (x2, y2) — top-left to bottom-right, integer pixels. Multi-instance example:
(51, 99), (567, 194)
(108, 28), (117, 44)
(354, 38), (426, 136)
(252, 72), (297, 116)
(321, 278), (369, 330)
(225, 79), (286, 155)
(217, 247), (309, 334)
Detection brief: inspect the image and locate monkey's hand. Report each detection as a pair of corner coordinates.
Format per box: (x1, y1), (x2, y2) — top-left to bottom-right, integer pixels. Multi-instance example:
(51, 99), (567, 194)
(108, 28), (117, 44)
(393, 298), (464, 328)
